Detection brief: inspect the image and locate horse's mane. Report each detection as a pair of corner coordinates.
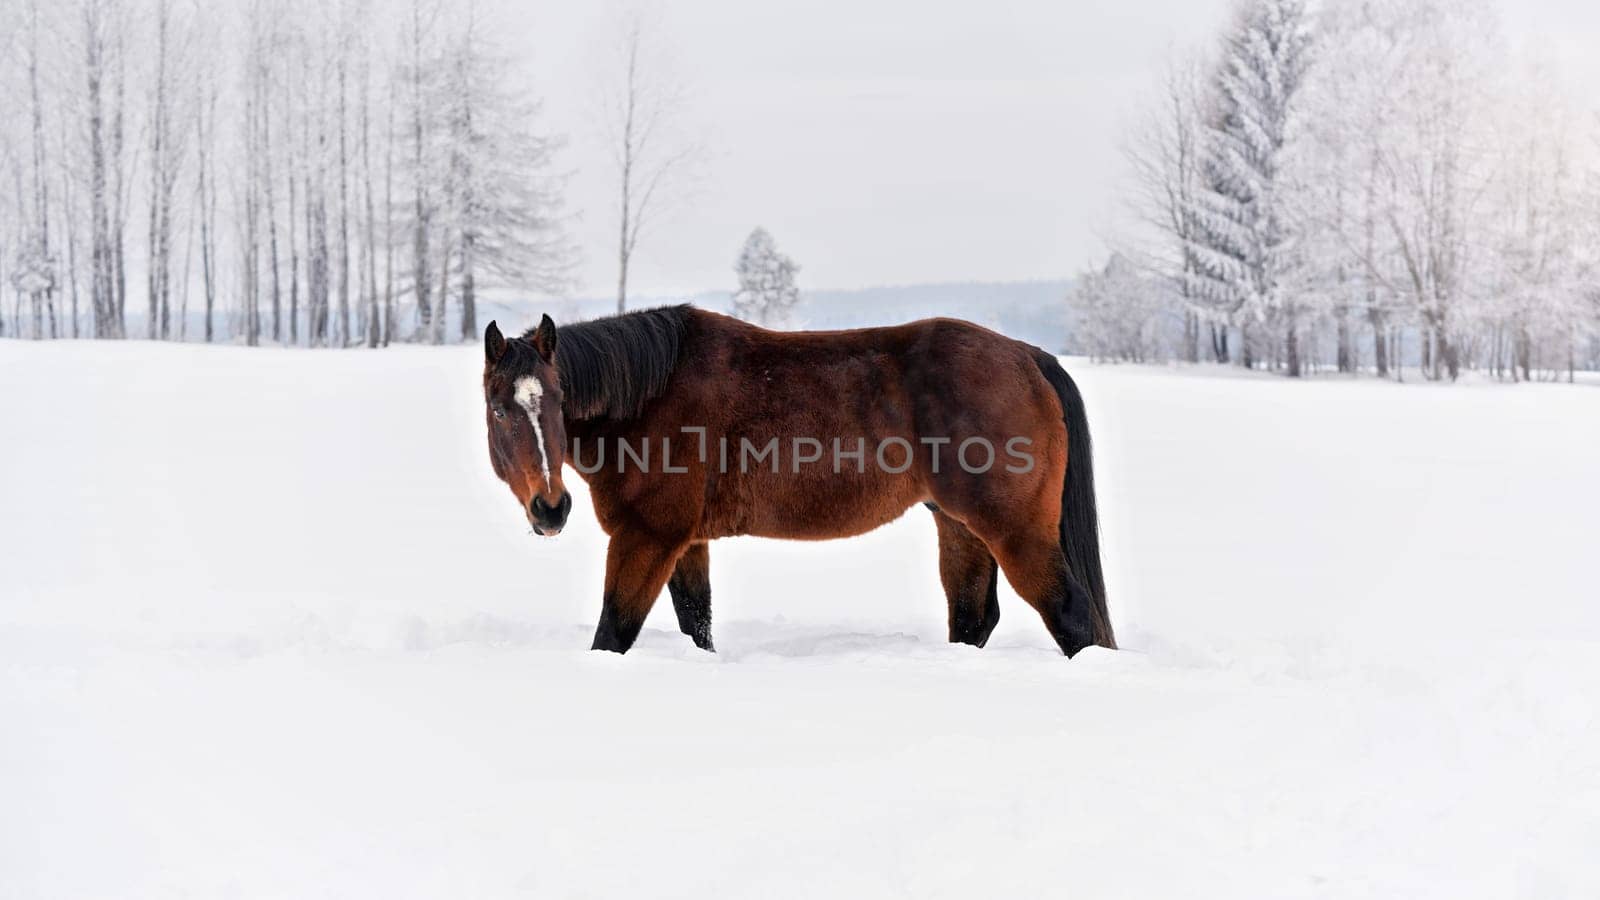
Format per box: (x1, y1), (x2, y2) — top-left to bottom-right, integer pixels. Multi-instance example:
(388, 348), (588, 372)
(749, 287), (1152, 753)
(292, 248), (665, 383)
(531, 304), (691, 422)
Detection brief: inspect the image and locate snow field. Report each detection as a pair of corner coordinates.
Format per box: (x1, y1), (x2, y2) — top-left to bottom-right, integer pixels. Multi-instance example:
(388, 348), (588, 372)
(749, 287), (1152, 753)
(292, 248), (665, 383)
(2, 339), (1597, 898)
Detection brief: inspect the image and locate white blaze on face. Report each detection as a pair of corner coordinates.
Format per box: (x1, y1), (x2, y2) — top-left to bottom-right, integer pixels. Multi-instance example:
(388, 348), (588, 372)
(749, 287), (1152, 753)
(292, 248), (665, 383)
(513, 375), (552, 485)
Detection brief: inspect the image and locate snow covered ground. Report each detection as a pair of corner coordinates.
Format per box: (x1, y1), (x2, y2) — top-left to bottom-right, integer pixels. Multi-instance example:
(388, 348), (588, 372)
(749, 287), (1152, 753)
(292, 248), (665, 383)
(3, 338), (1598, 898)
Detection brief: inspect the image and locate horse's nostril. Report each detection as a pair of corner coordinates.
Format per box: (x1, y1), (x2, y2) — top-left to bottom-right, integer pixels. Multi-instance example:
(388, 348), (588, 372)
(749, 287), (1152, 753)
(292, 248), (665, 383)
(531, 493), (568, 528)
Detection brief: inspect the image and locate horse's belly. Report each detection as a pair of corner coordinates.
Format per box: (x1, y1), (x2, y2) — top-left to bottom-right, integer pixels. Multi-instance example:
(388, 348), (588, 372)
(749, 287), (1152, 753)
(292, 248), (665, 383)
(742, 501), (917, 541)
(703, 471), (926, 541)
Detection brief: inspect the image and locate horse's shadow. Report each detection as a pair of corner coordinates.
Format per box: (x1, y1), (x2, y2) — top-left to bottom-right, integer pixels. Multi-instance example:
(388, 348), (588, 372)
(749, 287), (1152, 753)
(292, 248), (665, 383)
(708, 622), (933, 661)
(630, 620), (1075, 662)
(392, 614), (1081, 662)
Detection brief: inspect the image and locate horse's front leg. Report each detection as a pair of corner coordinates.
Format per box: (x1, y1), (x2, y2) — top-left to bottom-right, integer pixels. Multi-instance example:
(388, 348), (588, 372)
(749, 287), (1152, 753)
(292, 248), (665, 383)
(591, 531), (689, 653)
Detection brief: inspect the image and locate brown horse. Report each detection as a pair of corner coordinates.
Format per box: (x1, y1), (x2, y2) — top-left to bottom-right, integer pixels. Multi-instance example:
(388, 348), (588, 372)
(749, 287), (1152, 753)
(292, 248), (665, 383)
(482, 305), (1115, 656)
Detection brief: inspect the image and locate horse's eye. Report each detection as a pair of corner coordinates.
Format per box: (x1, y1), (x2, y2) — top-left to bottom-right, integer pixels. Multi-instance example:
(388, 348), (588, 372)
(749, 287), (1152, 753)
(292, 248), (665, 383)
(492, 406), (506, 419)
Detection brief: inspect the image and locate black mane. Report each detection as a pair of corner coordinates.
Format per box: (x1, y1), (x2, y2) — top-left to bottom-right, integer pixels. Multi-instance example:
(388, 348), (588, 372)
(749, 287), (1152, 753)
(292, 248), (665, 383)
(529, 305), (691, 421)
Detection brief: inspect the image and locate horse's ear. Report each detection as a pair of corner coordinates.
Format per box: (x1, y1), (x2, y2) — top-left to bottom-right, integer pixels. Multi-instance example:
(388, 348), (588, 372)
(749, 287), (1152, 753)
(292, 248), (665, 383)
(485, 320), (506, 365)
(532, 314), (558, 361)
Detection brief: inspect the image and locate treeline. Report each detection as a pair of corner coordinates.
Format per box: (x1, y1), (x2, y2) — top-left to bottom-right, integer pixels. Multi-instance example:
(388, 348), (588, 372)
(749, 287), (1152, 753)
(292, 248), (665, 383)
(1086, 0), (1599, 381)
(0, 0), (570, 346)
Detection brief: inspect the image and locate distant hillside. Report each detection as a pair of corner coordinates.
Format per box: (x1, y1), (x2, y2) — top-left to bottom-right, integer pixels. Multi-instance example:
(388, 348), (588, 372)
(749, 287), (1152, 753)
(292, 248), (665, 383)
(484, 280), (1082, 354)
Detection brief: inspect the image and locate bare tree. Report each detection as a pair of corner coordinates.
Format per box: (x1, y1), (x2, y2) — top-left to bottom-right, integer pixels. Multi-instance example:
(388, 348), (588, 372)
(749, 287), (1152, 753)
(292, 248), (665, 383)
(262, 14), (284, 344)
(1121, 56), (1213, 363)
(402, 0), (437, 339)
(382, 76), (396, 347)
(359, 16), (381, 348)
(599, 8), (698, 314)
(144, 0), (187, 341)
(335, 4), (352, 346)
(17, 0), (60, 339)
(58, 105), (83, 339)
(79, 0), (129, 339)
(194, 15), (220, 342)
(4, 0), (575, 349)
(285, 17), (302, 345)
(304, 0), (333, 347)
(439, 0), (570, 342)
(109, 4), (130, 337)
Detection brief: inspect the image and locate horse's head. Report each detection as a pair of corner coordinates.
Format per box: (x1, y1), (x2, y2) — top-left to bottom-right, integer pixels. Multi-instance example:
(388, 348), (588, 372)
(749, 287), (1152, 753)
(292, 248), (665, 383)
(483, 316), (572, 537)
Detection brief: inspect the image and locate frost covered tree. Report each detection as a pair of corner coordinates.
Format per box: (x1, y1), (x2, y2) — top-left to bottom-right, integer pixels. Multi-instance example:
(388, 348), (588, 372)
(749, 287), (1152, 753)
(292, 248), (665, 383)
(1367, 0), (1500, 381)
(1313, 0), (1506, 381)
(1291, 0), (1497, 381)
(1296, 0), (1404, 375)
(731, 227), (800, 328)
(1072, 254), (1172, 363)
(1183, 0), (1314, 374)
(1482, 61), (1596, 382)
(1117, 0), (1600, 380)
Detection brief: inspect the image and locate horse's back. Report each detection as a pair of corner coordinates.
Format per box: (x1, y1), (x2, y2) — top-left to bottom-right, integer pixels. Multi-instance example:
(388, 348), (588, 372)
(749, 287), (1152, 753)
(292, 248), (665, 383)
(674, 310), (1066, 541)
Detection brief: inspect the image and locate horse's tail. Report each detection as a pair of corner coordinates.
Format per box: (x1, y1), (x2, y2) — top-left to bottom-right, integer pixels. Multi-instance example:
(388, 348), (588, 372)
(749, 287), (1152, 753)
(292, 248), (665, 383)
(1032, 352), (1115, 649)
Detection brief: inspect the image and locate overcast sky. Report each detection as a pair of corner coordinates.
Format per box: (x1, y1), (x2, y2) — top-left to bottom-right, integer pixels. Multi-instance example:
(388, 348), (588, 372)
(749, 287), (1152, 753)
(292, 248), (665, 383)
(504, 0), (1600, 298)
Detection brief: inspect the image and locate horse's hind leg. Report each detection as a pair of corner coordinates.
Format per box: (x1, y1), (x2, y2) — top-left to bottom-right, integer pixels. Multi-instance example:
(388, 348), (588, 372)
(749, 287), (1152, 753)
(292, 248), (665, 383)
(667, 542), (715, 652)
(933, 510), (1001, 647)
(985, 529), (1098, 658)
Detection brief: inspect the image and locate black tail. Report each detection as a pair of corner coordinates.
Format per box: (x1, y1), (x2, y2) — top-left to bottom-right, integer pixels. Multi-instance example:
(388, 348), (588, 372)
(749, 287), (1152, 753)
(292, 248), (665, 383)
(1033, 352), (1115, 649)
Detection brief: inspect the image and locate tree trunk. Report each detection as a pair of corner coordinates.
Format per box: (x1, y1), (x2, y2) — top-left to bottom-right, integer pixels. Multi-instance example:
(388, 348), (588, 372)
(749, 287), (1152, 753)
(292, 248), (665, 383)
(264, 58), (282, 344)
(145, 0), (169, 340)
(1210, 322), (1230, 364)
(60, 112), (82, 339)
(177, 175), (194, 341)
(111, 36), (128, 338)
(410, 0), (430, 338)
(84, 2), (114, 339)
(337, 54), (351, 346)
(1440, 328), (1460, 382)
(616, 224), (629, 315)
(434, 235), (450, 345)
(287, 72), (301, 346)
(1335, 311), (1351, 374)
(382, 82), (396, 347)
(362, 49), (380, 349)
(200, 126), (216, 342)
(1369, 310), (1387, 378)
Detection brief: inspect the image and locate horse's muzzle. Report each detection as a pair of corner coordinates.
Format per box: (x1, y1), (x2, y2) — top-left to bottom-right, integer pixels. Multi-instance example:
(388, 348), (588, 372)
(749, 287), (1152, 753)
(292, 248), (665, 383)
(530, 491), (572, 536)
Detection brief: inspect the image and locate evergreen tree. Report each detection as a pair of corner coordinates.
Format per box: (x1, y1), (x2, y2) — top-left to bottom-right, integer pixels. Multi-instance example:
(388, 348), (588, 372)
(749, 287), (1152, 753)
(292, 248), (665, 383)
(1184, 0), (1314, 374)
